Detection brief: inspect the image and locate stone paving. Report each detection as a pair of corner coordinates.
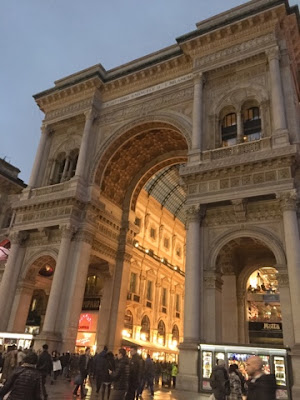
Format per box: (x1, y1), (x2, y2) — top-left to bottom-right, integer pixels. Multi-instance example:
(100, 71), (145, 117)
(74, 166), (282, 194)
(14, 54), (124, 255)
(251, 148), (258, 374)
(46, 378), (210, 400)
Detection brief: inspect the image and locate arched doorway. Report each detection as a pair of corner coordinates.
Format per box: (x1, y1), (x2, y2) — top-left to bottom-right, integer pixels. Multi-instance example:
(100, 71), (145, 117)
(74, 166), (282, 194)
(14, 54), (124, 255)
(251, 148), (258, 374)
(141, 315), (150, 342)
(91, 120), (188, 351)
(157, 320), (166, 346)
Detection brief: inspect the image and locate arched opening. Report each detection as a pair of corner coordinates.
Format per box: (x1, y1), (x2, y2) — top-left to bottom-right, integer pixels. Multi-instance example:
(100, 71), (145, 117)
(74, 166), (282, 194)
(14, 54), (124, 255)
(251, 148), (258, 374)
(220, 107), (237, 147)
(242, 100), (261, 142)
(214, 236), (281, 345)
(141, 315), (150, 342)
(123, 310), (133, 338)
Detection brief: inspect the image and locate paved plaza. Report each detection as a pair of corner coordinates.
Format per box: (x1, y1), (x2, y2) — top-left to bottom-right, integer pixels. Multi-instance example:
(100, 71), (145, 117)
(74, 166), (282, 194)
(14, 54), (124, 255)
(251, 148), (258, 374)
(46, 378), (210, 400)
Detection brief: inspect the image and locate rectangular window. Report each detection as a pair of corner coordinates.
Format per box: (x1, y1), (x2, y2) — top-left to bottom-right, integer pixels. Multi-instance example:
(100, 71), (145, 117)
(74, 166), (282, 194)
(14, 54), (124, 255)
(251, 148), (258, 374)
(162, 288), (167, 307)
(175, 294), (180, 312)
(146, 281), (153, 301)
(163, 237), (169, 249)
(150, 227), (156, 239)
(135, 217), (141, 227)
(129, 272), (137, 293)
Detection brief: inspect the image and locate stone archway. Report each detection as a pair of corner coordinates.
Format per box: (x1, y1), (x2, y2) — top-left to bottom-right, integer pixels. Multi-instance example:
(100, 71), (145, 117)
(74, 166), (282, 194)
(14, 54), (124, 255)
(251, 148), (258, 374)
(8, 254), (57, 334)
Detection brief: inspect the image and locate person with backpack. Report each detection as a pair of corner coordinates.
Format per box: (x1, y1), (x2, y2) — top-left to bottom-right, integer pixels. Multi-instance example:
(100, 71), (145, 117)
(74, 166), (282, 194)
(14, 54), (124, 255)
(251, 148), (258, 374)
(209, 359), (231, 400)
(228, 364), (242, 400)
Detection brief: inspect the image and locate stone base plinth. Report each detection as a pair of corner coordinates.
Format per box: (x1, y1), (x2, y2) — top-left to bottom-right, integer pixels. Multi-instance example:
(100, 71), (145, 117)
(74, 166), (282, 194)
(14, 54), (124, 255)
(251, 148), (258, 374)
(290, 344), (300, 399)
(177, 340), (199, 393)
(33, 331), (62, 353)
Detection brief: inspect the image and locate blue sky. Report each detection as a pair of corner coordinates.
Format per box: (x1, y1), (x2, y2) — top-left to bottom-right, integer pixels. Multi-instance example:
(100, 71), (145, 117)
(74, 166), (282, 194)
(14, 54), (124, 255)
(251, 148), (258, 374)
(2, 0), (299, 183)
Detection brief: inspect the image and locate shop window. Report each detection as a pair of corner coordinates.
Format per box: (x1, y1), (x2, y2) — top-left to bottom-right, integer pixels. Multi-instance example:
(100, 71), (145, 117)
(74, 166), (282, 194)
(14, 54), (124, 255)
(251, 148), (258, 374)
(129, 272), (137, 293)
(135, 217), (142, 227)
(243, 107), (261, 142)
(157, 320), (166, 346)
(222, 113), (237, 147)
(123, 310), (133, 338)
(247, 267), (282, 345)
(146, 280), (153, 301)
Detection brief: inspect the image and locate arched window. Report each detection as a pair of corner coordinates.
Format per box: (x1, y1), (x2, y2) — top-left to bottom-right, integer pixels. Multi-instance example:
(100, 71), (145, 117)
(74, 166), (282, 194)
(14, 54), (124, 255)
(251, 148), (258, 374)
(221, 113), (237, 147)
(68, 149), (79, 179)
(172, 324), (179, 342)
(157, 320), (166, 346)
(85, 275), (102, 296)
(243, 106), (261, 142)
(140, 315), (150, 341)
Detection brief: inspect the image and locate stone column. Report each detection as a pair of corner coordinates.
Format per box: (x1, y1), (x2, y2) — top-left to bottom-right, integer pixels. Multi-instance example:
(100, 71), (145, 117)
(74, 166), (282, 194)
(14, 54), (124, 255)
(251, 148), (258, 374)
(61, 156), (70, 181)
(237, 111), (244, 143)
(28, 124), (51, 188)
(221, 273), (238, 343)
(42, 225), (75, 334)
(75, 109), (96, 179)
(276, 265), (295, 348)
(237, 291), (247, 344)
(203, 271), (223, 342)
(0, 232), (27, 330)
(60, 230), (93, 352)
(279, 190), (300, 400)
(192, 73), (204, 150)
(279, 190), (300, 343)
(267, 47), (287, 133)
(8, 282), (35, 332)
(177, 205), (203, 393)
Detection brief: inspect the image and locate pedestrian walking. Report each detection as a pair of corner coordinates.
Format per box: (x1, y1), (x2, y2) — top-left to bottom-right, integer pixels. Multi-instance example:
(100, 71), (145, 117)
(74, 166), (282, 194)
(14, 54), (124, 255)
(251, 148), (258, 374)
(109, 348), (129, 400)
(95, 345), (108, 394)
(209, 359), (231, 400)
(228, 364), (242, 400)
(125, 346), (142, 400)
(51, 350), (61, 384)
(0, 351), (43, 400)
(171, 363), (178, 389)
(99, 352), (115, 400)
(16, 348), (25, 367)
(1, 345), (17, 383)
(246, 355), (276, 400)
(144, 354), (155, 396)
(37, 343), (53, 400)
(73, 347), (91, 399)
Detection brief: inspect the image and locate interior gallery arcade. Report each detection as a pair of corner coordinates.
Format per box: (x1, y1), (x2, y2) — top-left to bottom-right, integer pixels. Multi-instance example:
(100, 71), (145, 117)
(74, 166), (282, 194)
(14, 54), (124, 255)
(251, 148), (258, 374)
(0, 0), (300, 397)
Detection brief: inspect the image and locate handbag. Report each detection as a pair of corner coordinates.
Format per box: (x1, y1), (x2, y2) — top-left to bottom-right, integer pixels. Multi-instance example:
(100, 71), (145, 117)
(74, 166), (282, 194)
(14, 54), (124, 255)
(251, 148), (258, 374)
(53, 359), (62, 372)
(74, 374), (83, 385)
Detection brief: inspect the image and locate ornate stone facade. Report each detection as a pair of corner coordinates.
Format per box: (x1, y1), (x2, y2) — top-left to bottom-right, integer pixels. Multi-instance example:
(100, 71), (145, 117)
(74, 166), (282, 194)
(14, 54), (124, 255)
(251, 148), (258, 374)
(1, 0), (300, 396)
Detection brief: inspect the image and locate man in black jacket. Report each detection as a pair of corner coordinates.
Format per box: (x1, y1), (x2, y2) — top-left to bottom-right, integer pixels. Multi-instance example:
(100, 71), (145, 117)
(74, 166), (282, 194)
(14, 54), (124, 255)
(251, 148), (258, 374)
(209, 359), (230, 400)
(0, 351), (43, 400)
(73, 347), (91, 399)
(95, 345), (108, 393)
(37, 344), (52, 400)
(246, 356), (276, 400)
(125, 346), (142, 400)
(109, 348), (129, 400)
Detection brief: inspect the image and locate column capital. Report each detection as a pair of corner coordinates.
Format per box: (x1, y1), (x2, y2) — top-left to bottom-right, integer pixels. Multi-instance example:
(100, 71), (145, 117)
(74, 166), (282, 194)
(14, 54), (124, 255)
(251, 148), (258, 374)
(41, 124), (52, 135)
(193, 71), (204, 85)
(74, 229), (94, 245)
(9, 231), (28, 245)
(185, 204), (205, 223)
(276, 269), (290, 288)
(59, 224), (77, 239)
(204, 272), (223, 290)
(266, 46), (280, 62)
(277, 189), (298, 211)
(84, 108), (98, 121)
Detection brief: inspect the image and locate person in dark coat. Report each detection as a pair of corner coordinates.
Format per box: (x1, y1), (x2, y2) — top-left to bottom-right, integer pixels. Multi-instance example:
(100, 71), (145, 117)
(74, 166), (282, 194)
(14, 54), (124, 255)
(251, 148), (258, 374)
(209, 359), (231, 400)
(95, 345), (108, 393)
(37, 343), (53, 400)
(100, 352), (115, 400)
(246, 356), (276, 400)
(0, 351), (42, 400)
(109, 348), (129, 400)
(125, 346), (142, 400)
(144, 354), (155, 396)
(73, 347), (91, 399)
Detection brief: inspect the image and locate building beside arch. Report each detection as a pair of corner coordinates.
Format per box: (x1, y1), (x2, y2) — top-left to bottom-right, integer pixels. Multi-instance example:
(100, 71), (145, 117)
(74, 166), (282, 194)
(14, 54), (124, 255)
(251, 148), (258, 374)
(1, 0), (300, 396)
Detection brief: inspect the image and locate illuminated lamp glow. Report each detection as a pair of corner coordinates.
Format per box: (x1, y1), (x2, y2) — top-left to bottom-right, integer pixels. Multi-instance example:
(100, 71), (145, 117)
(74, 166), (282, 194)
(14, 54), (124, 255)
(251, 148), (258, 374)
(140, 333), (147, 341)
(145, 249), (149, 254)
(134, 241), (139, 248)
(122, 329), (131, 338)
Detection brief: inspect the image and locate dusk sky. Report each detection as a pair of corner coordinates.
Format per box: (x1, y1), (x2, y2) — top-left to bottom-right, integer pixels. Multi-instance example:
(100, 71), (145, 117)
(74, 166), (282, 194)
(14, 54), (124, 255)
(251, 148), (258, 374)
(2, 0), (299, 183)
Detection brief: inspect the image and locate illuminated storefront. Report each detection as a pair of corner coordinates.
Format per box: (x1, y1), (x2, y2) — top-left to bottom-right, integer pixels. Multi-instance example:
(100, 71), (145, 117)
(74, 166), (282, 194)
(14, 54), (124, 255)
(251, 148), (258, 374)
(76, 312), (98, 353)
(247, 267), (282, 345)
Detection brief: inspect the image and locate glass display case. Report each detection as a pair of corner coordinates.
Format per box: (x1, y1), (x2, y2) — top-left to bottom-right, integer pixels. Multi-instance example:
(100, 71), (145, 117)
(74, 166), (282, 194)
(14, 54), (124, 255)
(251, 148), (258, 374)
(199, 343), (290, 399)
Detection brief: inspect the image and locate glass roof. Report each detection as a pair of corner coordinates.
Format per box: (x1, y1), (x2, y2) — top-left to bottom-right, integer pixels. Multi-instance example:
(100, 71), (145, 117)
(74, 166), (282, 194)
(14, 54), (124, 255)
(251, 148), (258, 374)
(144, 165), (186, 223)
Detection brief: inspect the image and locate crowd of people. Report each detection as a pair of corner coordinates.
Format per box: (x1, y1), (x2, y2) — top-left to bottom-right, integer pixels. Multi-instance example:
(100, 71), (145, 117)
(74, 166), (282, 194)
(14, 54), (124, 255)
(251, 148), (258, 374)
(209, 356), (277, 400)
(0, 344), (178, 400)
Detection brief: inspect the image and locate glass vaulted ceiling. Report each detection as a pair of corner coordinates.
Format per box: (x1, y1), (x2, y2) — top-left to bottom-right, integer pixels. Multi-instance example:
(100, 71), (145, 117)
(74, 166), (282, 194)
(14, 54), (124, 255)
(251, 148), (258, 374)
(144, 165), (186, 223)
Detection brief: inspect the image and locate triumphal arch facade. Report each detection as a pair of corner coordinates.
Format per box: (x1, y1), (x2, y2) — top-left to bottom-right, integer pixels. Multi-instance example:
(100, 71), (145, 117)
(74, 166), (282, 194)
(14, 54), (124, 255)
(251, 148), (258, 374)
(1, 0), (300, 396)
